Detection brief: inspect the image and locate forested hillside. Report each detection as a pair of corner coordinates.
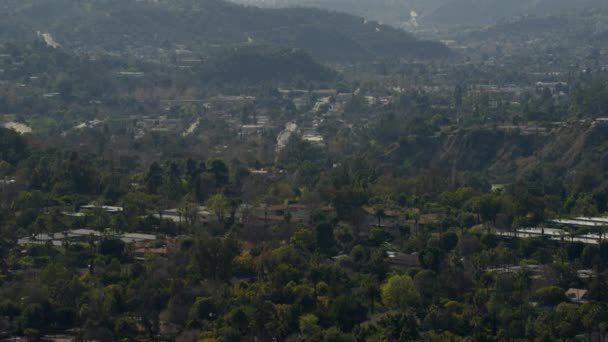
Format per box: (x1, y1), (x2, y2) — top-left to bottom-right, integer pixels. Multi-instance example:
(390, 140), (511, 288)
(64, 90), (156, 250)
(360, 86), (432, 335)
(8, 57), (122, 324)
(427, 0), (607, 27)
(0, 0), (450, 62)
(465, 11), (608, 44)
(231, 0), (607, 29)
(3, 0), (608, 340)
(231, 0), (446, 28)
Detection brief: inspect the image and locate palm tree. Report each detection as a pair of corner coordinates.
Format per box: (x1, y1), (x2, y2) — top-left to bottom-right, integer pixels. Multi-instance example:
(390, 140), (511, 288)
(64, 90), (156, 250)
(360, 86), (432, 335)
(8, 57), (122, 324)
(374, 208), (386, 227)
(406, 209), (421, 236)
(512, 220), (519, 239)
(239, 205), (253, 227)
(600, 225), (606, 243)
(362, 277), (380, 314)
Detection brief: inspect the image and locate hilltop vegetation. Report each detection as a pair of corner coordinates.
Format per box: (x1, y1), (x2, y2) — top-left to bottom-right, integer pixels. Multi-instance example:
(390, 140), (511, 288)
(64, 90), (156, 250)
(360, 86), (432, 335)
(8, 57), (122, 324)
(231, 0), (608, 29)
(464, 10), (608, 44)
(204, 47), (335, 83)
(427, 0), (607, 27)
(231, 0), (446, 28)
(0, 0), (450, 63)
(2, 1), (608, 341)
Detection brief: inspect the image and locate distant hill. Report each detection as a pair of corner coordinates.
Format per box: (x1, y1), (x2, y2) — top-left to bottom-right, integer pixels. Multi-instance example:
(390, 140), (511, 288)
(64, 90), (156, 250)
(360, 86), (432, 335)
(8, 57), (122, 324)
(427, 0), (607, 28)
(230, 0), (446, 28)
(462, 9), (608, 48)
(0, 0), (450, 63)
(203, 47), (335, 82)
(234, 0), (608, 30)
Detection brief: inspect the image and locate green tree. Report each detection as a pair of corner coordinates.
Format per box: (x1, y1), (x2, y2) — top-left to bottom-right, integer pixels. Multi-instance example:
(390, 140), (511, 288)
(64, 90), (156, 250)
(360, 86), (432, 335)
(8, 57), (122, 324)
(440, 231), (459, 251)
(290, 227), (315, 252)
(316, 223), (336, 254)
(419, 247), (444, 272)
(330, 295), (367, 332)
(413, 270), (437, 304)
(145, 162), (164, 194)
(381, 274), (420, 311)
(20, 303), (48, 332)
(378, 310), (420, 342)
(190, 297), (218, 322)
(164, 161), (183, 200)
(206, 192), (231, 223)
(361, 275), (381, 314)
(210, 159), (230, 188)
(534, 286), (565, 306)
(123, 191), (158, 217)
(298, 314), (322, 341)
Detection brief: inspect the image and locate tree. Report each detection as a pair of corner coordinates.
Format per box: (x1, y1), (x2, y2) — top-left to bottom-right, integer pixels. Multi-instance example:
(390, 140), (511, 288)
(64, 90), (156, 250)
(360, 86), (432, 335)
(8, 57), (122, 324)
(123, 191), (158, 217)
(534, 286), (565, 306)
(330, 295), (367, 332)
(378, 310), (420, 342)
(555, 303), (582, 340)
(190, 297), (218, 322)
(194, 172), (216, 203)
(413, 270), (437, 304)
(440, 231), (459, 252)
(587, 273), (608, 302)
(316, 223), (336, 254)
(298, 314), (322, 342)
(0, 300), (20, 322)
(20, 303), (48, 332)
(374, 207), (386, 227)
(0, 160), (14, 177)
(164, 161), (183, 200)
(98, 238), (125, 260)
(178, 198), (200, 227)
(334, 223), (354, 252)
(58, 152), (99, 194)
(419, 247), (444, 272)
(361, 275), (381, 314)
(265, 304), (295, 340)
(582, 245), (600, 268)
(573, 194), (598, 217)
(580, 303), (608, 337)
(145, 162), (164, 194)
(0, 127), (28, 165)
(477, 194), (502, 231)
(193, 235), (240, 281)
(381, 274), (420, 311)
(185, 158), (201, 188)
(210, 159), (230, 188)
(290, 227), (315, 252)
(406, 209), (421, 236)
(206, 192), (231, 223)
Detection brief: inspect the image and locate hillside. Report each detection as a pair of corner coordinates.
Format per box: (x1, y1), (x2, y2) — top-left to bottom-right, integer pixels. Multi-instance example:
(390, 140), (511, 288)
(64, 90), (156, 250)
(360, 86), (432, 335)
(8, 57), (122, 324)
(0, 0), (450, 63)
(383, 123), (608, 183)
(452, 9), (608, 58)
(229, 0), (607, 30)
(203, 46), (335, 82)
(230, 0), (446, 28)
(427, 0), (607, 28)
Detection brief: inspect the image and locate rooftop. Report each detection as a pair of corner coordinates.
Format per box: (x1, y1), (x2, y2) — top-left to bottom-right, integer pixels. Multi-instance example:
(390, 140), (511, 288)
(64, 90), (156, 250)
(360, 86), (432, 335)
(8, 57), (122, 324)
(80, 204), (124, 213)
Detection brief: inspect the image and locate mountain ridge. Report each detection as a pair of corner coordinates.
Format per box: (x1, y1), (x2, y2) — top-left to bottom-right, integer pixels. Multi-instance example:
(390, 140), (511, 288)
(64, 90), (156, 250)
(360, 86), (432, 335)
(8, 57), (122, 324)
(0, 0), (450, 63)
(230, 0), (608, 29)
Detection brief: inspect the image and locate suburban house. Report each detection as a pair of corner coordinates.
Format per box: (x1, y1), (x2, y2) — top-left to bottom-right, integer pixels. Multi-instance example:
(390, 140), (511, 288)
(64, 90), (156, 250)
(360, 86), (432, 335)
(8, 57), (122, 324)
(80, 204), (124, 214)
(385, 251), (421, 270)
(565, 288), (588, 304)
(18, 229), (157, 248)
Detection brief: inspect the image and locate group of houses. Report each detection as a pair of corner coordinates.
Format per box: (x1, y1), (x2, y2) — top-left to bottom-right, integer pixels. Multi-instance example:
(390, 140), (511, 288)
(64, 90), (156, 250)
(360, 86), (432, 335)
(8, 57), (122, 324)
(495, 216), (608, 245)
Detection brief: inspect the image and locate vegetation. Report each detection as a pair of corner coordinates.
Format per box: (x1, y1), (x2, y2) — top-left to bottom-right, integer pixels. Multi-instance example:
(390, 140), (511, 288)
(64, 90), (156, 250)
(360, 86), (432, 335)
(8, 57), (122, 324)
(0, 0), (450, 63)
(0, 1), (607, 341)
